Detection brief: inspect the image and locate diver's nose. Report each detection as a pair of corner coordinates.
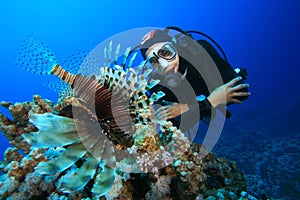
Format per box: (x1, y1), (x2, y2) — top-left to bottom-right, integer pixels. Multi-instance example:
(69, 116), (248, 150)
(158, 58), (169, 69)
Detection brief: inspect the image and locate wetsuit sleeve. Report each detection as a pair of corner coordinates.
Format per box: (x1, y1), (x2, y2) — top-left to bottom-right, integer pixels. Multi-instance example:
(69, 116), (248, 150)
(170, 98), (213, 132)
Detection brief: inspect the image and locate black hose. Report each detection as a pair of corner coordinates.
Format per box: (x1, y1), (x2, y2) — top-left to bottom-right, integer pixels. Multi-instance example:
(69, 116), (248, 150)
(187, 30), (228, 62)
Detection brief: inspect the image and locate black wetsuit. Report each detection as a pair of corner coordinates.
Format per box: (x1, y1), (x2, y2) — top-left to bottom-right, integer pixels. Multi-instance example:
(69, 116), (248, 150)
(149, 39), (248, 132)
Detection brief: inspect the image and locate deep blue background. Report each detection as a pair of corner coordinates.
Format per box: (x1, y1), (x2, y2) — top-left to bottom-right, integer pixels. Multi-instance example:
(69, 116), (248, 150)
(0, 0), (299, 175)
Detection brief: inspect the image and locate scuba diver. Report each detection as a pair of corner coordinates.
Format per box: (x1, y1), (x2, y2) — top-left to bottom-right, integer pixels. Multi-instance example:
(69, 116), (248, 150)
(139, 27), (250, 133)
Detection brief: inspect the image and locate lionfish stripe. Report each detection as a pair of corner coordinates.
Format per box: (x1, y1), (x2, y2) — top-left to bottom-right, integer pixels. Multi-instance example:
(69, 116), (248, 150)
(122, 47), (131, 69)
(108, 41), (112, 64)
(75, 125), (106, 155)
(119, 79), (137, 98)
(109, 68), (121, 90)
(111, 106), (132, 126)
(103, 46), (107, 66)
(58, 154), (99, 192)
(149, 91), (165, 103)
(102, 138), (116, 168)
(128, 52), (137, 69)
(23, 113), (80, 148)
(89, 129), (116, 163)
(94, 91), (115, 119)
(114, 44), (120, 65)
(88, 131), (116, 165)
(114, 74), (127, 93)
(148, 79), (161, 89)
(92, 166), (115, 196)
(35, 142), (88, 174)
(51, 64), (76, 86)
(73, 75), (107, 107)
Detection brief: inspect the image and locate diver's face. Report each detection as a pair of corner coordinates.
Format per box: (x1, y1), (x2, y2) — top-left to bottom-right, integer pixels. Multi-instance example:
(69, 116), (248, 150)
(145, 42), (179, 75)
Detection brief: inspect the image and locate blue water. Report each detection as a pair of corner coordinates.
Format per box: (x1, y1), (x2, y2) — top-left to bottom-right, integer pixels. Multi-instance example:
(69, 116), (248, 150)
(0, 0), (299, 198)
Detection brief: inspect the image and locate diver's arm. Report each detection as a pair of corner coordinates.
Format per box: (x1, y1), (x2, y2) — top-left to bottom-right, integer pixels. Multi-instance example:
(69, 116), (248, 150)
(169, 98), (213, 132)
(176, 77), (250, 129)
(207, 76), (250, 107)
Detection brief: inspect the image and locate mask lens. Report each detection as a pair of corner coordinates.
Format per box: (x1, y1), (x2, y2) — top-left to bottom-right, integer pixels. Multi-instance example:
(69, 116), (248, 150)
(149, 57), (159, 66)
(157, 43), (176, 60)
(144, 56), (159, 73)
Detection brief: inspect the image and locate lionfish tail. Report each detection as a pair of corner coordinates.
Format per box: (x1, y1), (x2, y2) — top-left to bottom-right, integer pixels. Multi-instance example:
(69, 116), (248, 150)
(16, 37), (58, 75)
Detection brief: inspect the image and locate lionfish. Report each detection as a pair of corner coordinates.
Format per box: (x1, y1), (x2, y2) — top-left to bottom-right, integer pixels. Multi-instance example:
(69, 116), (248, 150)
(15, 37), (164, 196)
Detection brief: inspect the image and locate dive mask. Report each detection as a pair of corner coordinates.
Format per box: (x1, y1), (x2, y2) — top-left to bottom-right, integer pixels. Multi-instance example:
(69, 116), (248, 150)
(144, 42), (177, 75)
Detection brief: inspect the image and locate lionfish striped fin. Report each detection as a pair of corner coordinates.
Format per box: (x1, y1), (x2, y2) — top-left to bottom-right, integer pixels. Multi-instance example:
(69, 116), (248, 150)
(146, 79), (161, 90)
(109, 67), (127, 94)
(149, 91), (165, 104)
(114, 44), (120, 65)
(104, 67), (113, 84)
(103, 40), (114, 67)
(51, 65), (110, 110)
(103, 46), (107, 66)
(118, 69), (138, 98)
(139, 68), (152, 80)
(115, 70), (128, 93)
(88, 129), (116, 196)
(34, 122), (103, 175)
(127, 52), (138, 69)
(135, 60), (146, 74)
(50, 64), (77, 87)
(91, 140), (116, 196)
(22, 113), (80, 148)
(92, 166), (115, 196)
(132, 69), (152, 94)
(16, 37), (58, 75)
(98, 66), (137, 99)
(88, 133), (115, 164)
(122, 46), (131, 70)
(95, 65), (161, 126)
(35, 142), (88, 174)
(108, 41), (113, 65)
(58, 154), (99, 192)
(106, 67), (119, 91)
(106, 67), (121, 92)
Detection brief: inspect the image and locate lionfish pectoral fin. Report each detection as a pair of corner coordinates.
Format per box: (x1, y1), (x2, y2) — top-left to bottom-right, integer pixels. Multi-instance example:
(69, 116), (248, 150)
(23, 113), (80, 148)
(35, 142), (88, 174)
(92, 165), (116, 196)
(58, 153), (99, 192)
(88, 133), (116, 196)
(59, 97), (89, 118)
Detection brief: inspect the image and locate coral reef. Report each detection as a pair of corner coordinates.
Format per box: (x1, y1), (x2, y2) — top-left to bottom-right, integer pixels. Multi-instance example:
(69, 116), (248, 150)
(0, 37), (253, 199)
(214, 130), (300, 200)
(0, 95), (250, 199)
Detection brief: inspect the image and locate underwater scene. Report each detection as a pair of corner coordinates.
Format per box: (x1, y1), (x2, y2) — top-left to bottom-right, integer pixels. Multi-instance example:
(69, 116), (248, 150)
(0, 1), (299, 200)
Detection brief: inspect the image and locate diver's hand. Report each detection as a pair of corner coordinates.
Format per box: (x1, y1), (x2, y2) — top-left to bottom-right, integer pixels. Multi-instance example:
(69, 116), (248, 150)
(155, 101), (189, 120)
(207, 77), (250, 108)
